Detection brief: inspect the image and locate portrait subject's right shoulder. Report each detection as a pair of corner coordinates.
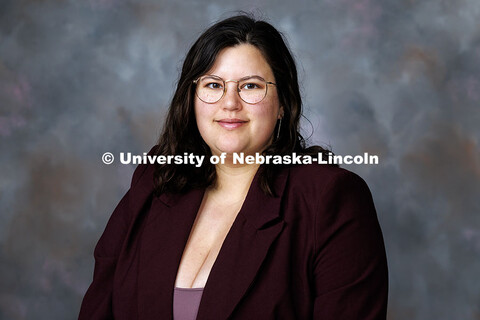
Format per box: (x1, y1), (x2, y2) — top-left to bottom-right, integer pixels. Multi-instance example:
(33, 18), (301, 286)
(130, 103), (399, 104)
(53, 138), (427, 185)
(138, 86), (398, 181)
(130, 145), (159, 189)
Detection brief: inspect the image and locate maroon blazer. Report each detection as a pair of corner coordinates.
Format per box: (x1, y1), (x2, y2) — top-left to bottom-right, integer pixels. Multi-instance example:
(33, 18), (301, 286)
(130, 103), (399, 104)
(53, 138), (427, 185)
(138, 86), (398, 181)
(79, 158), (388, 319)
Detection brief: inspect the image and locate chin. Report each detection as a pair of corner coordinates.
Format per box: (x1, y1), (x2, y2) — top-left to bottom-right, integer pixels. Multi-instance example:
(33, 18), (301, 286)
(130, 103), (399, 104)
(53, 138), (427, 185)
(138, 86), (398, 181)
(212, 139), (270, 156)
(213, 139), (248, 155)
(216, 146), (247, 155)
(216, 146), (267, 157)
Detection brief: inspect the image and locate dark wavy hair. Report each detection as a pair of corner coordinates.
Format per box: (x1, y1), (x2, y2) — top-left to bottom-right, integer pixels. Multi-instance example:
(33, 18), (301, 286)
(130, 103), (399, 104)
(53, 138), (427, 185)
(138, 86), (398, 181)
(153, 14), (332, 196)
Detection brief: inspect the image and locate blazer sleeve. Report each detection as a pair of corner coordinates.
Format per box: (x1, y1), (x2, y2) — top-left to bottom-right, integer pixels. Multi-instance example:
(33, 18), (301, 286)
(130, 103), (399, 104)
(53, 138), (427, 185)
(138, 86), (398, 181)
(78, 148), (155, 320)
(312, 170), (388, 319)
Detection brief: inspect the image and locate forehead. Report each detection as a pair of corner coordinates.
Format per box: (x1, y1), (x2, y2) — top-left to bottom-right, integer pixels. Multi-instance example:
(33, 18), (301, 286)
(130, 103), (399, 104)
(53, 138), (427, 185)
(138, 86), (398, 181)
(206, 44), (274, 79)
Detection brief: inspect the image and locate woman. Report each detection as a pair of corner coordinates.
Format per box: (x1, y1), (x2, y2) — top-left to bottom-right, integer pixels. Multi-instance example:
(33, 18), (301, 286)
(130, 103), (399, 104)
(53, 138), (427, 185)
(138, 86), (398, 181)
(79, 14), (388, 319)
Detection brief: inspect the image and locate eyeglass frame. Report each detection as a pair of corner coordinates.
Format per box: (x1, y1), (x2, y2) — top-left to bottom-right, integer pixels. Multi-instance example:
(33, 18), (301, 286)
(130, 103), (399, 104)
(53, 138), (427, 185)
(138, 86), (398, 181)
(192, 74), (277, 105)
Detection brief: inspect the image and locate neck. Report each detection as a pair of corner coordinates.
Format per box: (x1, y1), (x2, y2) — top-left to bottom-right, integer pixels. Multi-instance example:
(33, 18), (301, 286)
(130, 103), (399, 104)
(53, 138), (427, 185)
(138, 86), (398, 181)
(208, 162), (260, 202)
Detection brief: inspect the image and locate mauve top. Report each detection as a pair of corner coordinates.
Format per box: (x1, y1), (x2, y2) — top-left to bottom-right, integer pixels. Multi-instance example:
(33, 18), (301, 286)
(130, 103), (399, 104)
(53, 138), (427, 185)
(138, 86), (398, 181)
(173, 287), (204, 320)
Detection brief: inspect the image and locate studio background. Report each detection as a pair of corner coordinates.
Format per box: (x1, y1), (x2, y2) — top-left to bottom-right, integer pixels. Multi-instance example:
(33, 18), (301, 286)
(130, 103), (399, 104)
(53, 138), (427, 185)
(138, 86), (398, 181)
(1, 0), (479, 319)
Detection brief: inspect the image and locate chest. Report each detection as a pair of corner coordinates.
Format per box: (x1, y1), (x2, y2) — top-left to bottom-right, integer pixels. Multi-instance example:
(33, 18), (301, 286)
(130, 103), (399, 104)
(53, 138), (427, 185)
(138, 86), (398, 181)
(112, 186), (316, 319)
(174, 196), (243, 288)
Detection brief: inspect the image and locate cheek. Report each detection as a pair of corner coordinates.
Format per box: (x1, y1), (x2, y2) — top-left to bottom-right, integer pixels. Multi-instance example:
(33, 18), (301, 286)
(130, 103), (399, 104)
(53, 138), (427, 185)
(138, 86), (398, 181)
(194, 102), (213, 128)
(252, 100), (280, 124)
(250, 107), (279, 141)
(194, 105), (208, 143)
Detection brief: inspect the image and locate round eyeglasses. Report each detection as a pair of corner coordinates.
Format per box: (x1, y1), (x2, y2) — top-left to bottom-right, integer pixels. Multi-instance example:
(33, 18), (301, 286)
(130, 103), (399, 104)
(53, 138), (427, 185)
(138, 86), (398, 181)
(193, 75), (276, 104)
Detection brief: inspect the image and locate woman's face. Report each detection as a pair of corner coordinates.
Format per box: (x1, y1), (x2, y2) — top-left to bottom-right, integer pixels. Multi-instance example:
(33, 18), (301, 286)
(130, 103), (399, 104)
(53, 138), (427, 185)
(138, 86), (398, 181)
(194, 44), (283, 157)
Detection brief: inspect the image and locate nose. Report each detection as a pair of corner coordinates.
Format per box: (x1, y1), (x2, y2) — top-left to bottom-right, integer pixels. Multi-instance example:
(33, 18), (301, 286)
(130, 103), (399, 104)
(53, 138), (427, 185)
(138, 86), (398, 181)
(222, 81), (242, 111)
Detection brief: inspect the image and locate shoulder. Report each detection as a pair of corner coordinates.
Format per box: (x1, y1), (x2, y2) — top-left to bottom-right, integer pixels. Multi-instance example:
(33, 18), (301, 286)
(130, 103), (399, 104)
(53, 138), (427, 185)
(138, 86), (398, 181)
(285, 164), (377, 229)
(288, 165), (382, 261)
(130, 145), (158, 190)
(286, 164), (371, 200)
(93, 146), (158, 257)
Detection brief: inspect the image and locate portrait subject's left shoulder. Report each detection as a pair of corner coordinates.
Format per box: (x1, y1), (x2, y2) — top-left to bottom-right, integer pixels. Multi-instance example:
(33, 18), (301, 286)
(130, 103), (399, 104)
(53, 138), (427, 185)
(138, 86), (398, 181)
(287, 164), (371, 197)
(303, 164), (388, 319)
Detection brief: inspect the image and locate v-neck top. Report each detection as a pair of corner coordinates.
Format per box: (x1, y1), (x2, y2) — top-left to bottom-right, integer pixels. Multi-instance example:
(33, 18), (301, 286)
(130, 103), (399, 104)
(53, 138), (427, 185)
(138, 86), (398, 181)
(173, 287), (204, 320)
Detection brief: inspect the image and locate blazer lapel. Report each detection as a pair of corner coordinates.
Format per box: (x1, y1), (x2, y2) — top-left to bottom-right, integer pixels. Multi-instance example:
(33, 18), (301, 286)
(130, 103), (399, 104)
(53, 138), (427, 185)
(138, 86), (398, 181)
(196, 167), (289, 320)
(137, 187), (205, 319)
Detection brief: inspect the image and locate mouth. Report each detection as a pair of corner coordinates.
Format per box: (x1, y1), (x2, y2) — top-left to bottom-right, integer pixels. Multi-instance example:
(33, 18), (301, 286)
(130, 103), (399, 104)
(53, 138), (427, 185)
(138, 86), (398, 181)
(216, 118), (248, 130)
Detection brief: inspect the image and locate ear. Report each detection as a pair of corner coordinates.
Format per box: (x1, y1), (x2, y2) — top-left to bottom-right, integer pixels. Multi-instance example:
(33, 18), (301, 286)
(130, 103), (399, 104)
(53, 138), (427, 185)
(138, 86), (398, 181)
(278, 106), (284, 119)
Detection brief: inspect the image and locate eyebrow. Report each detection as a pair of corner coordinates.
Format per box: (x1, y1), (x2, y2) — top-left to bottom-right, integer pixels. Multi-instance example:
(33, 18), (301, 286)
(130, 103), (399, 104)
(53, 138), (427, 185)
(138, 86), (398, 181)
(208, 74), (268, 81)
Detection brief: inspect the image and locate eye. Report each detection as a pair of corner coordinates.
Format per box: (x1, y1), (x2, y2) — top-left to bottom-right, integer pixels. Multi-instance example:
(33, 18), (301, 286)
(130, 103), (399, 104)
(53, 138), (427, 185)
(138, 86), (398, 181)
(205, 82), (223, 89)
(242, 83), (259, 90)
(202, 80), (223, 90)
(241, 81), (265, 90)
(198, 76), (224, 90)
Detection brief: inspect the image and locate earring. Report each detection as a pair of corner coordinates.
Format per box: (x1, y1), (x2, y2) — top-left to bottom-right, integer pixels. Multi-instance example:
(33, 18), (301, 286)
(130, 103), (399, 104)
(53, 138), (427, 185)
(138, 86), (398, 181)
(276, 117), (282, 139)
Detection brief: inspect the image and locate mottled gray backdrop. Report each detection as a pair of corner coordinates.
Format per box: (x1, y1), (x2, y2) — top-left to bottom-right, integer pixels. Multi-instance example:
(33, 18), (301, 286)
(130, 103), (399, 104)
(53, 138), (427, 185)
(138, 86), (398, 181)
(1, 0), (479, 319)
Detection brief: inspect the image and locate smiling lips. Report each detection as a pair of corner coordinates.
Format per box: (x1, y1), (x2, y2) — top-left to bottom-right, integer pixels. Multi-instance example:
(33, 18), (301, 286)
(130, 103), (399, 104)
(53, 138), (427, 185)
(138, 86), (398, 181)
(216, 118), (248, 130)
